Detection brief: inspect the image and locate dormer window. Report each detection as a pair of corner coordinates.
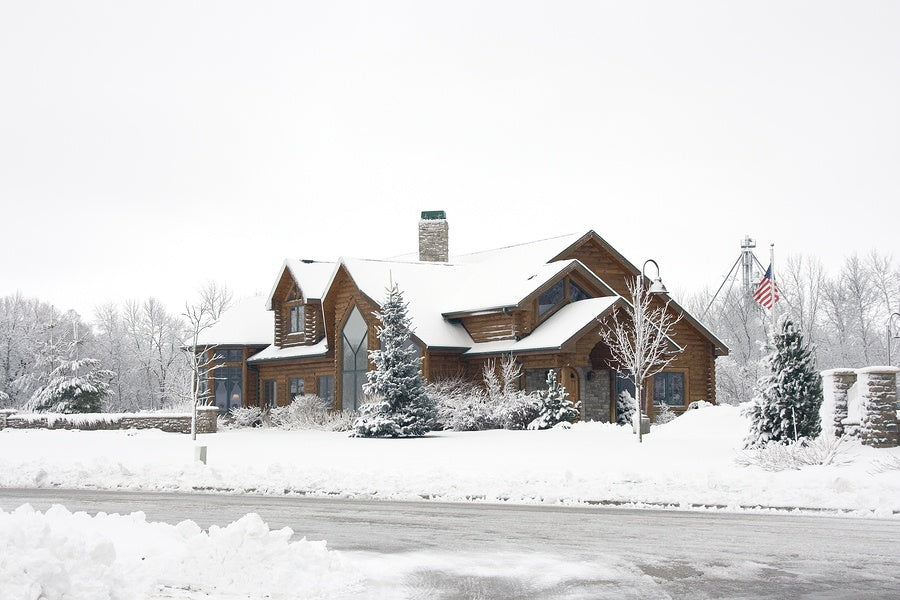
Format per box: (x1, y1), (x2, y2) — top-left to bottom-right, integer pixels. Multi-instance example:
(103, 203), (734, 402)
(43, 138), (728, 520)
(538, 278), (594, 318)
(569, 280), (590, 303)
(289, 305), (304, 334)
(538, 281), (565, 316)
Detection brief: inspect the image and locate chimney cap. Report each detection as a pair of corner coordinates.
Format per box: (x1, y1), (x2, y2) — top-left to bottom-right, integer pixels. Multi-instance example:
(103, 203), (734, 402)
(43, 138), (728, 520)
(420, 210), (446, 220)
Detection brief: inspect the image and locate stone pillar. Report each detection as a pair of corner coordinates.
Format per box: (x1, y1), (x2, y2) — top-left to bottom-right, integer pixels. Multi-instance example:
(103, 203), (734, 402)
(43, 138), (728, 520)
(196, 406), (219, 434)
(820, 369), (857, 437)
(582, 369), (611, 422)
(855, 366), (899, 448)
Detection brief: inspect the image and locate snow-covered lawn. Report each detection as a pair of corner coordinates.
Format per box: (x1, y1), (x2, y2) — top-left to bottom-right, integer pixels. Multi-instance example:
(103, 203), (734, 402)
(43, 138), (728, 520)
(2, 405), (899, 516)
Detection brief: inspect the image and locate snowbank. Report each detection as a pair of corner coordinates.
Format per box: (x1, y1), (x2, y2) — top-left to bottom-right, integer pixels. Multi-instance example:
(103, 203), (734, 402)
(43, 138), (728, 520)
(1, 405), (898, 516)
(0, 504), (359, 600)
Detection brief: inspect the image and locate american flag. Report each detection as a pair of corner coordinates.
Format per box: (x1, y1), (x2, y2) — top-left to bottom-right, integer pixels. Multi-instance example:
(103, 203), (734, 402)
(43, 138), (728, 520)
(753, 265), (779, 309)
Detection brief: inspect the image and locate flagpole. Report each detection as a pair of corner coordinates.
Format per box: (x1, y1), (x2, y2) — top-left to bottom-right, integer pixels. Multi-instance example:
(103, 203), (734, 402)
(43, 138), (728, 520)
(769, 243), (776, 332)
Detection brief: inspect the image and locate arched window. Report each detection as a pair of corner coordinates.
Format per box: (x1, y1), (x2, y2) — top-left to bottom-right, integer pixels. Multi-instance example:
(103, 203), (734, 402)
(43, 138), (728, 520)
(341, 306), (369, 411)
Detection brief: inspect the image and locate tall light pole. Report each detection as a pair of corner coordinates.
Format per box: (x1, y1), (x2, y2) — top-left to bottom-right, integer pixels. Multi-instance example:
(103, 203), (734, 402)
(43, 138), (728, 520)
(888, 312), (900, 366)
(633, 259), (669, 443)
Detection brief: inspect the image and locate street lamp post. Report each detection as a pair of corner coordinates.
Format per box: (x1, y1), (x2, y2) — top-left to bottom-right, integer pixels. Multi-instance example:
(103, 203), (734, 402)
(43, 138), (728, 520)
(888, 312), (900, 366)
(633, 259), (669, 443)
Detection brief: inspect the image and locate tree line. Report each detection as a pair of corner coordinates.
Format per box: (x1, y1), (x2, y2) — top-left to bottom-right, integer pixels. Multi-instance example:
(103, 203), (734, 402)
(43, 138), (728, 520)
(687, 250), (900, 404)
(0, 283), (231, 412)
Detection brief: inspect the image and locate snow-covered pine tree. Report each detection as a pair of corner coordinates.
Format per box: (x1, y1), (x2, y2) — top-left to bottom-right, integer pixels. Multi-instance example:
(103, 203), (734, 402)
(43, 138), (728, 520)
(27, 357), (113, 413)
(528, 370), (580, 430)
(352, 284), (436, 437)
(745, 315), (823, 447)
(616, 389), (636, 426)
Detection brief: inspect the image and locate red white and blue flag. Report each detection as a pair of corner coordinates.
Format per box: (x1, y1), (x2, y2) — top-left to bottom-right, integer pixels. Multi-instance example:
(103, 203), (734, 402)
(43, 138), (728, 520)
(753, 265), (779, 309)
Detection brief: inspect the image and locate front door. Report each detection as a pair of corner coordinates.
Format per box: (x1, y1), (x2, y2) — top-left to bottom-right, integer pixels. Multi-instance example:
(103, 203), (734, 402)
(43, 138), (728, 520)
(559, 367), (580, 414)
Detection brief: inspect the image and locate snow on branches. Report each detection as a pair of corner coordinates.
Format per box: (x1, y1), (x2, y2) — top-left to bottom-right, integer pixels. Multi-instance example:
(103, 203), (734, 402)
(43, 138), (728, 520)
(352, 284), (436, 437)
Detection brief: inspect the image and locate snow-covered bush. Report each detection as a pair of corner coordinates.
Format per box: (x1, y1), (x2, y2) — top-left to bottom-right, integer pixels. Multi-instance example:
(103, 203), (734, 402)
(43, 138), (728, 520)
(745, 316), (823, 448)
(227, 406), (263, 428)
(615, 390), (635, 426)
(528, 370), (580, 430)
(270, 394), (331, 429)
(431, 377), (498, 431)
(495, 393), (541, 430)
(736, 435), (852, 471)
(269, 395), (358, 431)
(870, 454), (900, 474)
(653, 402), (677, 425)
(430, 358), (541, 431)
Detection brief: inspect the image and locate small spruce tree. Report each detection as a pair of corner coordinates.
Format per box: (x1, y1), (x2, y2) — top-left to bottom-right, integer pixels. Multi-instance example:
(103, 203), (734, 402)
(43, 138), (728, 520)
(28, 357), (113, 413)
(616, 389), (636, 426)
(745, 315), (823, 447)
(528, 370), (580, 430)
(352, 284), (436, 437)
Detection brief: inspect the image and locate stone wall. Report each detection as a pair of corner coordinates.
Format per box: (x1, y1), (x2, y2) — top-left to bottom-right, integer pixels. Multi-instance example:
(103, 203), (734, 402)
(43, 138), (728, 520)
(0, 406), (218, 434)
(821, 367), (898, 447)
(582, 368), (611, 422)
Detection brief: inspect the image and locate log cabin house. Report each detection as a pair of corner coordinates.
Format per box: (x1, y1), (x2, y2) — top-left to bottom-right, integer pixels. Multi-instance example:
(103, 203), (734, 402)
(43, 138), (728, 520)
(197, 212), (728, 422)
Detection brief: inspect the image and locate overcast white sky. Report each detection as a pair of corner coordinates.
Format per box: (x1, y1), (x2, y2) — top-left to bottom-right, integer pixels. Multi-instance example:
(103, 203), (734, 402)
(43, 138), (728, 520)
(1, 1), (898, 318)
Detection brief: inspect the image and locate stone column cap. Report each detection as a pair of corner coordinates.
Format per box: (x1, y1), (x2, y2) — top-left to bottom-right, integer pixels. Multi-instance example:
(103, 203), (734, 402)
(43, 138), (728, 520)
(197, 405), (220, 412)
(855, 366), (900, 375)
(821, 368), (858, 376)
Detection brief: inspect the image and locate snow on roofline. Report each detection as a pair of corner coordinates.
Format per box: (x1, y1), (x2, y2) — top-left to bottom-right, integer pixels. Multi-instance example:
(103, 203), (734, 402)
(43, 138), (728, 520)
(463, 297), (622, 356)
(265, 259), (337, 310)
(195, 296), (273, 347)
(247, 339), (329, 363)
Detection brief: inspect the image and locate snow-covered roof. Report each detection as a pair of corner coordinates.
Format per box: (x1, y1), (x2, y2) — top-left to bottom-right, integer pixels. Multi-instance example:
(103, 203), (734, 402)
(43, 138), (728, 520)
(195, 296), (273, 347)
(265, 259), (336, 309)
(442, 259), (617, 316)
(331, 258), (474, 349)
(247, 339), (329, 363)
(463, 297), (622, 356)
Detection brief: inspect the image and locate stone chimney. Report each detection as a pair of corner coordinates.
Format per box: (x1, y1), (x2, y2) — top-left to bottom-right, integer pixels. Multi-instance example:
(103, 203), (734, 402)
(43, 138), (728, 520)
(418, 211), (449, 262)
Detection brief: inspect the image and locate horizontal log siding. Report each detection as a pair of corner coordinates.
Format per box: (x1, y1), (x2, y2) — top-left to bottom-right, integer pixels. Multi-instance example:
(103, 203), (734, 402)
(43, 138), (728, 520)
(461, 313), (517, 343)
(557, 238), (633, 297)
(255, 356), (335, 408)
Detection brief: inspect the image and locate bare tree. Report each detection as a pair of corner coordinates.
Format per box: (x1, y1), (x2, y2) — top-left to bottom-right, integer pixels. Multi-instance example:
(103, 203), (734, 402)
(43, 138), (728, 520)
(183, 301), (219, 441)
(198, 281), (233, 321)
(599, 277), (682, 442)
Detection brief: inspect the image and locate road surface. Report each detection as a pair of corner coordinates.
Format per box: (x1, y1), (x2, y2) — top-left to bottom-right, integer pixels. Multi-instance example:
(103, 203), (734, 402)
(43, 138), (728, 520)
(1, 487), (897, 599)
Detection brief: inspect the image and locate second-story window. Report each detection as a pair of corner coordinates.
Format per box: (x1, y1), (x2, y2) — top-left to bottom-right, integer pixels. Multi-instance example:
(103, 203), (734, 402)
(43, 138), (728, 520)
(290, 305), (304, 334)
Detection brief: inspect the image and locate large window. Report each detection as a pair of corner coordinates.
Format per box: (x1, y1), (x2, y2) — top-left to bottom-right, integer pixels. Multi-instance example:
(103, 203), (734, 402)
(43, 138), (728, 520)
(210, 348), (243, 363)
(289, 305), (304, 334)
(264, 379), (277, 409)
(289, 377), (304, 398)
(341, 307), (369, 411)
(213, 366), (242, 414)
(653, 372), (685, 406)
(569, 281), (591, 303)
(318, 375), (334, 406)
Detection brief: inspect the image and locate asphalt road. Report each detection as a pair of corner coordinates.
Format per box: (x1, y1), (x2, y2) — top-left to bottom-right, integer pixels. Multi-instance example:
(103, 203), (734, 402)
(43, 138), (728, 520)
(2, 487), (898, 599)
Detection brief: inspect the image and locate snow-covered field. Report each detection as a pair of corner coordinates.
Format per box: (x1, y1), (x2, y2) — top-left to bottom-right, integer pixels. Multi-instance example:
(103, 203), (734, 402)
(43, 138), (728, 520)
(1, 404), (898, 516)
(3, 405), (900, 599)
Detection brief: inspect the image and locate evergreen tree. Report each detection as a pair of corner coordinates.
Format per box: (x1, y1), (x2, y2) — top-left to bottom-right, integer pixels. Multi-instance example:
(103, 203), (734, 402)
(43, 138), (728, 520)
(352, 284), (436, 437)
(528, 370), (580, 430)
(745, 315), (823, 447)
(616, 389), (636, 426)
(28, 357), (113, 413)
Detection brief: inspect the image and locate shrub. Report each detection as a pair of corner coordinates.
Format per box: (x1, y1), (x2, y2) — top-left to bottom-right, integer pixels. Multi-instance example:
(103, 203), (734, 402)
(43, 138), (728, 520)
(527, 370), (580, 430)
(654, 402), (677, 425)
(736, 435), (852, 471)
(270, 394), (331, 429)
(227, 406), (262, 428)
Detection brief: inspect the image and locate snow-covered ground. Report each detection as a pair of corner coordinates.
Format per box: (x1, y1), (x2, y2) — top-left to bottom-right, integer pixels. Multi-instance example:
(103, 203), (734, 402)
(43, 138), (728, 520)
(1, 404), (899, 516)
